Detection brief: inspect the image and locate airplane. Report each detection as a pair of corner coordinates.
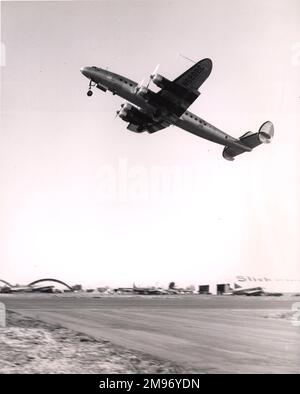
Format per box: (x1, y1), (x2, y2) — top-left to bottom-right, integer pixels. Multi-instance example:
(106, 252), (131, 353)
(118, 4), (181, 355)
(133, 284), (168, 295)
(113, 285), (168, 295)
(229, 283), (283, 296)
(222, 283), (270, 296)
(168, 282), (194, 294)
(231, 285), (265, 296)
(80, 58), (274, 160)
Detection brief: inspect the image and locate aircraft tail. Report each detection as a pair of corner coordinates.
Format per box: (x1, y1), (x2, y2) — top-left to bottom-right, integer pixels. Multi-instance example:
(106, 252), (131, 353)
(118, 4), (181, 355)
(223, 121), (274, 161)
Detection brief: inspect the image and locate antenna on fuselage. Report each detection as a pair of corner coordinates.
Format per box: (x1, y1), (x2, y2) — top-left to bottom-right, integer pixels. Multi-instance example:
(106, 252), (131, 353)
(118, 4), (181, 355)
(178, 53), (197, 64)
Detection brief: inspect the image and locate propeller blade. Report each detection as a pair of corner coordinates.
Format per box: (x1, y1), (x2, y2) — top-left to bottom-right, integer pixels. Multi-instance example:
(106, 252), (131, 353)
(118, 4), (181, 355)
(139, 77), (145, 87)
(151, 63), (160, 77)
(146, 64), (160, 88)
(134, 77), (145, 94)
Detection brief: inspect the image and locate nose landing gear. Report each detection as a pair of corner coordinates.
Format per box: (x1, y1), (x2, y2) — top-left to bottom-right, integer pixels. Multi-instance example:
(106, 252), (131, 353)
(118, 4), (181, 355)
(87, 80), (96, 97)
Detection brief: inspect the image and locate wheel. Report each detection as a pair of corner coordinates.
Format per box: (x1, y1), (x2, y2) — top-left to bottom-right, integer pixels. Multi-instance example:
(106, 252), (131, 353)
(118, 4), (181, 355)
(87, 90), (93, 97)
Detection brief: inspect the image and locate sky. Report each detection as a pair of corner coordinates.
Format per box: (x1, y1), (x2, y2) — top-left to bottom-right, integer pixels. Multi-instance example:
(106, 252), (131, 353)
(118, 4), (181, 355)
(0, 0), (300, 288)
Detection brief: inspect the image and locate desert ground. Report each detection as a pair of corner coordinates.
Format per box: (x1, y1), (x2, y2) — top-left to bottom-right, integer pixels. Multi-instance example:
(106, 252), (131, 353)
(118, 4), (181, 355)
(1, 294), (299, 374)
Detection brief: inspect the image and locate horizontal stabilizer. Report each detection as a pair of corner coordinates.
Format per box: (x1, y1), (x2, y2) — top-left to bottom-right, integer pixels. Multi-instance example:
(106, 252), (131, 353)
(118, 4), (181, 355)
(223, 121), (274, 161)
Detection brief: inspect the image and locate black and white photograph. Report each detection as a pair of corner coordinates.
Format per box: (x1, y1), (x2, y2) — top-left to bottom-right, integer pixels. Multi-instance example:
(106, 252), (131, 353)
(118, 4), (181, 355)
(0, 0), (300, 376)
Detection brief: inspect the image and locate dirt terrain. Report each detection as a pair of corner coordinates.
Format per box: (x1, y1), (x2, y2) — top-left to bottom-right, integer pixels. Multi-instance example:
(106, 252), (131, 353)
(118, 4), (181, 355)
(1, 294), (299, 374)
(0, 311), (190, 374)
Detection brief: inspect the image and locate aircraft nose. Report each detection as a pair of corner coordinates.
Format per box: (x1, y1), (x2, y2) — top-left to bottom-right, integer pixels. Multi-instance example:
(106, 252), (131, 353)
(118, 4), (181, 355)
(80, 66), (90, 78)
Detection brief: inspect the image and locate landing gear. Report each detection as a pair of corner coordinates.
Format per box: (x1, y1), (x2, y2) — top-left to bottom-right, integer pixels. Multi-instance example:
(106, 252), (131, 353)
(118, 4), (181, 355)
(87, 80), (96, 97)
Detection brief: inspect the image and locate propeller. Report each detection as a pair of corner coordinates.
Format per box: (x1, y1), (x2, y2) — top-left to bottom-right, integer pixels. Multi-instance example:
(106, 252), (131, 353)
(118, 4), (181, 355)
(115, 102), (131, 119)
(146, 64), (160, 88)
(134, 77), (145, 94)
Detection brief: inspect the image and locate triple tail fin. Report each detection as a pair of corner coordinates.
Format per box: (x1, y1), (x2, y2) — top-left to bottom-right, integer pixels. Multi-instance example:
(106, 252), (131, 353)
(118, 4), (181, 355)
(223, 121), (274, 161)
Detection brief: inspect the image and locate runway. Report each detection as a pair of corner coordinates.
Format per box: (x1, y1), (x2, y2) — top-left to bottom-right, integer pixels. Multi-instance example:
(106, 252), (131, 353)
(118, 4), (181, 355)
(2, 295), (300, 374)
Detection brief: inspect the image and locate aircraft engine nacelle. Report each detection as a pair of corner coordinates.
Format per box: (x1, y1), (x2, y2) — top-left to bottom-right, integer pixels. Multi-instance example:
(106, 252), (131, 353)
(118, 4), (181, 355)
(258, 121), (274, 144)
(118, 103), (133, 120)
(136, 86), (148, 98)
(151, 73), (170, 89)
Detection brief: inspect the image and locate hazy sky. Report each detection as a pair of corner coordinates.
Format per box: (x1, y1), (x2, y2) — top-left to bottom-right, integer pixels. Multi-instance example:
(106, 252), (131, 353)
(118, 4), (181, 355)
(1, 0), (300, 287)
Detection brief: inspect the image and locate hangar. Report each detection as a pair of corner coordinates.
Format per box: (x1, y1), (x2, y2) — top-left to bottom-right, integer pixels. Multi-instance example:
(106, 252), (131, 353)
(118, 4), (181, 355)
(0, 279), (13, 288)
(0, 278), (74, 293)
(28, 278), (73, 291)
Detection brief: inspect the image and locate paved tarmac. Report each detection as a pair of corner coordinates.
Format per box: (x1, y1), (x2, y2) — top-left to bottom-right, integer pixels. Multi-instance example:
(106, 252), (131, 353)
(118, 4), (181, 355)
(2, 295), (300, 373)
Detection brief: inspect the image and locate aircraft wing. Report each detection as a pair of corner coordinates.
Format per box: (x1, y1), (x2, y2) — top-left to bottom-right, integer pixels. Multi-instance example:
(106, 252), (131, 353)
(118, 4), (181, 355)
(173, 58), (213, 90)
(148, 58), (212, 117)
